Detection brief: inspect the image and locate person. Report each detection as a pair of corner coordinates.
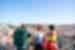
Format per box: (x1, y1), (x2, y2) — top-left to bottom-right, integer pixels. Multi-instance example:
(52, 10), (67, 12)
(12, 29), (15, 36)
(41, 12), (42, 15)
(43, 25), (58, 50)
(57, 33), (64, 50)
(28, 34), (35, 50)
(34, 25), (44, 50)
(0, 32), (7, 50)
(72, 35), (75, 50)
(13, 24), (29, 50)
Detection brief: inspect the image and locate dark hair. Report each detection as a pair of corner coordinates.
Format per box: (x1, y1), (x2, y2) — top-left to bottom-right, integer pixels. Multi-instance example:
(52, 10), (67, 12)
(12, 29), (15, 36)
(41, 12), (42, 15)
(21, 24), (25, 28)
(28, 33), (31, 38)
(48, 24), (55, 30)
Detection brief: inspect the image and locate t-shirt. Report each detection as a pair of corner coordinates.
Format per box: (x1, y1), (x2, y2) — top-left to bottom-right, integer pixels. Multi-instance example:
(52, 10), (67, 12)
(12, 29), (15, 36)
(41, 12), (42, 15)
(34, 32), (44, 44)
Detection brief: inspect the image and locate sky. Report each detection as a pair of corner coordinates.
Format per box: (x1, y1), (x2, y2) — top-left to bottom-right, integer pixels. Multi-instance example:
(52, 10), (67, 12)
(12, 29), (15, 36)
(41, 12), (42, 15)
(0, 0), (75, 25)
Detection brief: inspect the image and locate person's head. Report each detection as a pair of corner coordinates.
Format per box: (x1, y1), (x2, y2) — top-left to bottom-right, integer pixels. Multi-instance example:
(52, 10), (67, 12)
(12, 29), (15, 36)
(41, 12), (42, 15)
(36, 25), (43, 31)
(20, 24), (25, 28)
(48, 24), (55, 31)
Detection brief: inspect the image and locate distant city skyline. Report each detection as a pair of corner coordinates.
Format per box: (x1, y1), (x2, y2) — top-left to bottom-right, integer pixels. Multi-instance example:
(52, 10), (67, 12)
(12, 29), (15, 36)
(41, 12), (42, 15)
(0, 0), (75, 24)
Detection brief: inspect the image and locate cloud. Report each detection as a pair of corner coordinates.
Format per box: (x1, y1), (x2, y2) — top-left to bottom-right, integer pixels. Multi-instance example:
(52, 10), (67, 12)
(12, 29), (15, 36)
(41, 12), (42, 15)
(16, 16), (74, 24)
(0, 16), (74, 25)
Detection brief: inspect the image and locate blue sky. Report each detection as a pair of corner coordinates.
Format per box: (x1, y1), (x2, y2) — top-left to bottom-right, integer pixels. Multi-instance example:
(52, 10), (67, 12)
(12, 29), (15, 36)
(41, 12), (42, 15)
(0, 0), (75, 24)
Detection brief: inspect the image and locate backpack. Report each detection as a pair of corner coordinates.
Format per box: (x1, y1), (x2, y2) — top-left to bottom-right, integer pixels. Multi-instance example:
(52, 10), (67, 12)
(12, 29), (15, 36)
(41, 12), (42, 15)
(42, 31), (58, 49)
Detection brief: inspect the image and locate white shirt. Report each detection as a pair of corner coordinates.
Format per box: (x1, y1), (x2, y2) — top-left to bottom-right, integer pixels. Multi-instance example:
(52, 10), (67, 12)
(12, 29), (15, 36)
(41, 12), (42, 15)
(34, 32), (44, 44)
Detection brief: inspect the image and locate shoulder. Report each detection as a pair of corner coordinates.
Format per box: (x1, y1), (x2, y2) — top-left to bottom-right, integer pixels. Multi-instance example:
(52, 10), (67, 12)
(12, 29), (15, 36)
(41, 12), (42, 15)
(53, 31), (58, 34)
